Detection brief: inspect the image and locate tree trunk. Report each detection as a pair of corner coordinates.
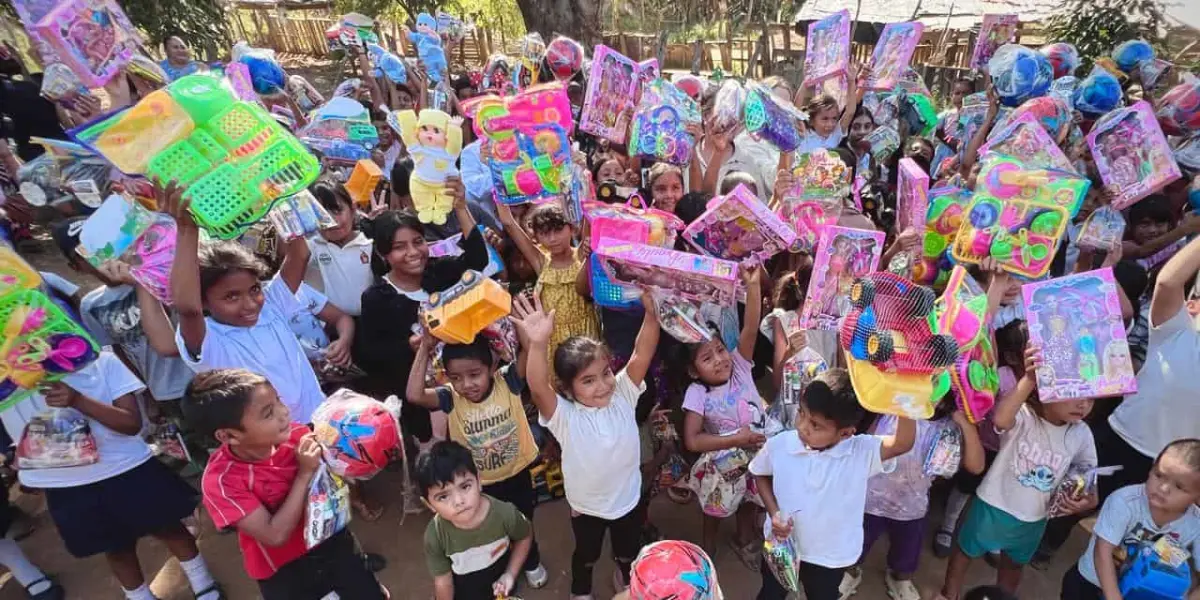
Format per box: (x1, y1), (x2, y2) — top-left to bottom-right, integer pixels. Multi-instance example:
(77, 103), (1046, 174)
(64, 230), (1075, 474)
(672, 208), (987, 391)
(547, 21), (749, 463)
(514, 0), (602, 47)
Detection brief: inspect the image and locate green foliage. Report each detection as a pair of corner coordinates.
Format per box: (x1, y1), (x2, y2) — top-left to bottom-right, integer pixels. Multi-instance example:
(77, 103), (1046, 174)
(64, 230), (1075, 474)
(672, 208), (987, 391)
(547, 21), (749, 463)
(1045, 0), (1166, 71)
(445, 0), (525, 43)
(122, 0), (231, 59)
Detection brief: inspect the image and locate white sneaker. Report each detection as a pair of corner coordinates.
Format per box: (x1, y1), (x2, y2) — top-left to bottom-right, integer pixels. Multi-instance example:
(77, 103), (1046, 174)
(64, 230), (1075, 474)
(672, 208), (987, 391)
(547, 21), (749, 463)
(885, 572), (922, 600)
(524, 563), (548, 588)
(838, 567), (863, 599)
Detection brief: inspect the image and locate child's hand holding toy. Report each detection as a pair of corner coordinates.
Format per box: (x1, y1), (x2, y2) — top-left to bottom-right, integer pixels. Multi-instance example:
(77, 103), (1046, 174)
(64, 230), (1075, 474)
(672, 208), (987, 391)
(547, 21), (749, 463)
(97, 261), (137, 286)
(152, 178), (194, 230)
(42, 382), (81, 409)
(769, 511), (794, 540)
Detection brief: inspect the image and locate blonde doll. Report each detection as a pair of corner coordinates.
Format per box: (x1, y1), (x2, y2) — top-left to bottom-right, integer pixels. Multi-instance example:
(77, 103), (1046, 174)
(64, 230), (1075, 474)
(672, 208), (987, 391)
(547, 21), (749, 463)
(393, 109), (463, 224)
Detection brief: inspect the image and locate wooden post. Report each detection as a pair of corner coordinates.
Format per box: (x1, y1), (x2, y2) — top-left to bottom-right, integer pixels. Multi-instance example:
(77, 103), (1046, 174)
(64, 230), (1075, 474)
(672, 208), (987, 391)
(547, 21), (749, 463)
(691, 39), (703, 74)
(761, 21), (772, 76)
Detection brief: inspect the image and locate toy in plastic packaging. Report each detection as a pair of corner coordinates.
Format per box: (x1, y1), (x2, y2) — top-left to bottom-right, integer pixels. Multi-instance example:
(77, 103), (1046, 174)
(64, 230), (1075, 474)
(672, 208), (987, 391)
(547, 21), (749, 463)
(71, 74), (320, 240)
(762, 519), (800, 593)
(1112, 39), (1155, 74)
(366, 43), (407, 85)
(988, 44), (1053, 108)
(422, 270), (511, 344)
(651, 289), (713, 344)
(803, 10), (850, 86)
(981, 111), (1074, 173)
(304, 463), (350, 548)
(15, 408), (99, 469)
(864, 126), (900, 163)
(391, 109), (462, 224)
(1047, 465), (1121, 518)
(742, 81), (808, 152)
(594, 240), (739, 306)
(1087, 100), (1181, 210)
(584, 194), (683, 249)
(1118, 536), (1192, 599)
(1073, 66), (1123, 119)
(1076, 205), (1126, 251)
(781, 149), (850, 252)
(223, 61), (257, 102)
(628, 540), (723, 600)
(238, 52), (287, 96)
(1156, 77), (1200, 136)
(672, 73), (705, 100)
(408, 13), (447, 84)
(435, 12), (466, 44)
(147, 421), (191, 463)
(950, 155), (1088, 279)
(683, 184), (798, 264)
(580, 45), (640, 143)
(39, 63), (88, 102)
(1040, 42), (1080, 79)
(1023, 268), (1137, 402)
(686, 447), (759, 518)
(637, 59), (661, 88)
(629, 79), (701, 166)
(326, 12), (378, 53)
(774, 346), (828, 425)
(29, 0), (140, 87)
(1138, 58), (1172, 92)
(923, 426), (962, 477)
(934, 267), (998, 423)
(798, 227), (885, 330)
(899, 91), (938, 137)
(971, 14), (1019, 70)
(864, 22), (923, 91)
(74, 194), (177, 304)
(268, 190), (337, 241)
(1174, 133), (1200, 172)
(545, 36), (584, 81)
(708, 80), (746, 137)
(461, 82), (575, 205)
(304, 97), (380, 164)
(311, 389), (403, 480)
(897, 157), (930, 235)
(1000, 95), (1073, 142)
(912, 186), (972, 287)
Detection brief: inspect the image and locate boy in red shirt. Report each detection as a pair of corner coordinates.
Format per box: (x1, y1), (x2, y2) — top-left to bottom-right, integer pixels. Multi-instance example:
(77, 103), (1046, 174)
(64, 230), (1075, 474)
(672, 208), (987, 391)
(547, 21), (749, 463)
(183, 368), (387, 599)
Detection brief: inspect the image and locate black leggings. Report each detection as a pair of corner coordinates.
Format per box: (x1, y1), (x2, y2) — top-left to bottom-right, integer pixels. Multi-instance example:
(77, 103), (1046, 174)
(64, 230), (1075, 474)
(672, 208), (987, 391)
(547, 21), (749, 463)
(570, 507), (642, 595)
(1060, 564), (1103, 600)
(482, 466), (541, 571)
(258, 529), (385, 600)
(756, 556), (846, 600)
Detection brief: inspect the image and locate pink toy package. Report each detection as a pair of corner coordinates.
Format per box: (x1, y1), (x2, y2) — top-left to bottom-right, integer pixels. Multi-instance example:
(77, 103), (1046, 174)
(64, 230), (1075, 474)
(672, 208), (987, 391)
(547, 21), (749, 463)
(865, 22), (924, 91)
(1076, 205), (1126, 251)
(32, 0), (140, 88)
(980, 111), (1074, 173)
(803, 10), (851, 86)
(225, 62), (257, 102)
(594, 240), (739, 306)
(683, 184), (798, 264)
(1087, 100), (1181, 210)
(971, 14), (1019, 70)
(797, 226), (886, 330)
(897, 157), (930, 234)
(1022, 268), (1137, 402)
(580, 45), (640, 143)
(781, 149), (851, 252)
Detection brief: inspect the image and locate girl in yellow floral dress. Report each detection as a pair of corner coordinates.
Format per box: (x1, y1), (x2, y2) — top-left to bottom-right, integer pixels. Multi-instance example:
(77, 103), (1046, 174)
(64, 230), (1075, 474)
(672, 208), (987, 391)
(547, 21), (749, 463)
(498, 202), (599, 368)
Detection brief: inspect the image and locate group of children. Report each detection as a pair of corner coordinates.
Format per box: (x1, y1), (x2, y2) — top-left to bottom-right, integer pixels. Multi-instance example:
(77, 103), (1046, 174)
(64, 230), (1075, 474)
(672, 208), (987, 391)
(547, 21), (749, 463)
(0, 16), (1198, 600)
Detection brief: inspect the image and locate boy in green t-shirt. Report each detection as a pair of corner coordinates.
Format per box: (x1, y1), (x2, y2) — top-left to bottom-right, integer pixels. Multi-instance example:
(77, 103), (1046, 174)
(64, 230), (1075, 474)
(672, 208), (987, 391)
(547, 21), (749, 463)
(420, 441), (533, 600)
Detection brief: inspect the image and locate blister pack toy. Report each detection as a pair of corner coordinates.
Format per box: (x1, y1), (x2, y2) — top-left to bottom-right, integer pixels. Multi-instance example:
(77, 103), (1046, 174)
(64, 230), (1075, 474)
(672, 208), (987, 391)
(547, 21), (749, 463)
(743, 81), (807, 152)
(584, 195), (683, 249)
(223, 62), (257, 102)
(989, 44), (1054, 108)
(897, 158), (930, 235)
(923, 425), (962, 477)
(72, 74), (321, 240)
(912, 187), (972, 288)
(268, 190), (337, 241)
(1156, 78), (1200, 136)
(803, 9), (850, 86)
(981, 111), (1074, 173)
(798, 226), (885, 330)
(580, 45), (639, 143)
(936, 266), (999, 422)
(1023, 268), (1137, 401)
(950, 155), (1088, 279)
(345, 159), (383, 208)
(970, 14), (1019, 70)
(16, 407), (99, 469)
(1076, 205), (1126, 251)
(1047, 465), (1121, 518)
(781, 149), (850, 252)
(775, 346), (828, 422)
(392, 109), (463, 225)
(422, 271), (511, 344)
(304, 97), (380, 164)
(683, 184), (798, 264)
(763, 520), (800, 593)
(628, 79), (701, 166)
(1087, 100), (1181, 210)
(311, 389), (403, 480)
(304, 462), (350, 549)
(865, 126), (901, 163)
(74, 195), (177, 304)
(595, 240), (739, 306)
(462, 82), (576, 205)
(1119, 537), (1192, 600)
(864, 22), (924, 91)
(29, 0), (140, 87)
(0, 289), (101, 411)
(651, 289), (713, 344)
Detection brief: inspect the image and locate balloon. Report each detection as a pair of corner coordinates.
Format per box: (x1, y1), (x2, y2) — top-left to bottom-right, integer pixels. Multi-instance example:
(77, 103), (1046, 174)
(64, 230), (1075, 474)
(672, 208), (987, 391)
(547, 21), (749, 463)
(239, 55), (286, 95)
(628, 540), (721, 600)
(1157, 78), (1200, 135)
(1073, 67), (1123, 119)
(1003, 96), (1073, 139)
(545, 36), (584, 81)
(988, 45), (1053, 108)
(1039, 43), (1079, 79)
(311, 390), (403, 480)
(1112, 39), (1155, 74)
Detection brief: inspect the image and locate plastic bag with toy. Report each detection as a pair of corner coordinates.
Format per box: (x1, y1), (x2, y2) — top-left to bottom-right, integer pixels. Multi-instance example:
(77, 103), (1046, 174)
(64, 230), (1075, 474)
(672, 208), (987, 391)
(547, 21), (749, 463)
(1047, 465), (1121, 518)
(304, 462), (351, 548)
(16, 408), (99, 470)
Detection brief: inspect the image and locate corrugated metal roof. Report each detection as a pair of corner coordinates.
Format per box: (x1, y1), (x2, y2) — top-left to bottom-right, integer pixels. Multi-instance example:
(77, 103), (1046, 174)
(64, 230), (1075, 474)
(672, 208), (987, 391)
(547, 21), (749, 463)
(794, 0), (1058, 28)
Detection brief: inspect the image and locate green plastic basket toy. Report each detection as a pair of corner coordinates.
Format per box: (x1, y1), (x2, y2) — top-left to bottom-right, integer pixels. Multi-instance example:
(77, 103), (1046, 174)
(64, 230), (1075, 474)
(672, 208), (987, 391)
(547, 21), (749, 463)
(0, 289), (100, 412)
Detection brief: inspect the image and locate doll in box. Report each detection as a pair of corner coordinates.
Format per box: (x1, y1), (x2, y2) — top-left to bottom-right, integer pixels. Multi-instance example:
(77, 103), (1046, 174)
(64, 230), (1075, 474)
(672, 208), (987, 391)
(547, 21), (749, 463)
(393, 109), (463, 225)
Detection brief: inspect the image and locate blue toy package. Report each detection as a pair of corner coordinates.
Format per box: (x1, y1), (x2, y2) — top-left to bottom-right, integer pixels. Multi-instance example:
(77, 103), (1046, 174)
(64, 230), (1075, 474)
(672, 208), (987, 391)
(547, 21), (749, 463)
(590, 254), (641, 309)
(409, 13), (447, 84)
(366, 43), (407, 84)
(1119, 540), (1191, 600)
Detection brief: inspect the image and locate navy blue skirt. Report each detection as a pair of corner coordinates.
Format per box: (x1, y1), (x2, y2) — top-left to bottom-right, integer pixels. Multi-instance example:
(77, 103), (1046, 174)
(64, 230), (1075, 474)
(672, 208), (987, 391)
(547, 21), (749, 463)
(44, 458), (198, 557)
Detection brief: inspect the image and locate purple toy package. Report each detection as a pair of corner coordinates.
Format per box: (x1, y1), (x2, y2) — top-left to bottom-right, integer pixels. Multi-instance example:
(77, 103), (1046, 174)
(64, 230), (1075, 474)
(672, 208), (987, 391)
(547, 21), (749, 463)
(682, 184), (798, 264)
(803, 10), (851, 86)
(980, 111), (1075, 173)
(1087, 100), (1181, 210)
(798, 226), (886, 330)
(897, 157), (930, 235)
(580, 45), (640, 143)
(971, 14), (1019, 70)
(594, 240), (740, 306)
(628, 79), (701, 166)
(1022, 268), (1137, 402)
(31, 0), (140, 88)
(865, 22), (924, 91)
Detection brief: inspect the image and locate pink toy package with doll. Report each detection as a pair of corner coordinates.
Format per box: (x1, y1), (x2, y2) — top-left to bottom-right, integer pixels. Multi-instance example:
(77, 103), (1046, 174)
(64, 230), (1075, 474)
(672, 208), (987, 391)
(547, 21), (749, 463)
(629, 79), (701, 166)
(1087, 100), (1181, 210)
(595, 240), (739, 306)
(950, 155), (1088, 279)
(971, 14), (1019, 70)
(797, 226), (885, 330)
(781, 149), (850, 252)
(1023, 268), (1137, 402)
(32, 0), (140, 88)
(803, 10), (851, 86)
(682, 184), (798, 264)
(980, 111), (1075, 173)
(580, 45), (640, 143)
(865, 22), (924, 91)
(1076, 205), (1126, 251)
(897, 157), (930, 234)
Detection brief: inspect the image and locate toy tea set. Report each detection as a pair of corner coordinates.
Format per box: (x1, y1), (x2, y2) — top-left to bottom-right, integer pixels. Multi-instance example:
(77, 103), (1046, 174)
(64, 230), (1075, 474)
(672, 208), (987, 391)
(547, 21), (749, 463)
(1087, 100), (1181, 210)
(683, 184), (799, 264)
(803, 9), (851, 87)
(797, 226), (885, 330)
(628, 79), (701, 166)
(912, 186), (972, 288)
(70, 73), (321, 240)
(75, 194), (177, 304)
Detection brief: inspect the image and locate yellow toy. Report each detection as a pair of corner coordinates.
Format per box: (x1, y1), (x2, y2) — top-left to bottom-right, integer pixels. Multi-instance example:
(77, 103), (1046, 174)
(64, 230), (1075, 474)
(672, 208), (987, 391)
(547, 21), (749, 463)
(845, 355), (943, 419)
(423, 271), (511, 343)
(345, 159), (383, 208)
(0, 247), (42, 295)
(393, 109), (463, 225)
(92, 89), (195, 173)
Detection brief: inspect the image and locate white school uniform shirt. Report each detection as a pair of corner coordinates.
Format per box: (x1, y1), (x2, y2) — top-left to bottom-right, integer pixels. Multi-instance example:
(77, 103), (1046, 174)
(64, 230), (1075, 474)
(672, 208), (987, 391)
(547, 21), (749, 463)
(1, 352), (153, 488)
(175, 273), (325, 423)
(1110, 307), (1200, 459)
(80, 285), (193, 401)
(304, 233), (374, 316)
(748, 431), (884, 568)
(1077, 484), (1200, 586)
(794, 124), (846, 154)
(976, 405), (1097, 522)
(539, 370), (645, 520)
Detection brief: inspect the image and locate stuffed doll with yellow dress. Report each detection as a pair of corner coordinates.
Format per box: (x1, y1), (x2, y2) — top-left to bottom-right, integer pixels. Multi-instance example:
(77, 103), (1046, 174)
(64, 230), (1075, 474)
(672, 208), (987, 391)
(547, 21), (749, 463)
(393, 109), (463, 224)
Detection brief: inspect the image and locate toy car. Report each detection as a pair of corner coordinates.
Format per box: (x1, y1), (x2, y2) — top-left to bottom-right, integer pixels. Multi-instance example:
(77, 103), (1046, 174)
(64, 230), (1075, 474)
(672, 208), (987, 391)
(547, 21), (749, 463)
(423, 271), (511, 344)
(840, 272), (959, 373)
(1119, 542), (1191, 600)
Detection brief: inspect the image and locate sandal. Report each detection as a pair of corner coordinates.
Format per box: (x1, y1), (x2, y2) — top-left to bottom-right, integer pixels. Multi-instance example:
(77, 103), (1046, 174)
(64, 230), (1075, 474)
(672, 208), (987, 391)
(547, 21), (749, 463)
(729, 539), (761, 572)
(193, 583), (224, 600)
(352, 499), (385, 522)
(25, 577), (64, 600)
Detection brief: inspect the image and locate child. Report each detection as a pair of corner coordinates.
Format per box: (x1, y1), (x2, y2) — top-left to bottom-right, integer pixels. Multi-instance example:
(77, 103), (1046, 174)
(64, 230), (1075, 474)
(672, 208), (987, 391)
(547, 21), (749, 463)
(1122, 195), (1200, 270)
(162, 181), (353, 423)
(498, 202), (599, 368)
(183, 369), (386, 599)
(406, 335), (548, 588)
(647, 163), (685, 213)
(795, 65), (862, 154)
(304, 180), (374, 317)
(937, 346), (1099, 600)
(512, 291), (660, 599)
(1061, 438), (1200, 600)
(0, 351), (218, 600)
(752, 369), (916, 600)
(678, 265), (765, 563)
(419, 440), (535, 599)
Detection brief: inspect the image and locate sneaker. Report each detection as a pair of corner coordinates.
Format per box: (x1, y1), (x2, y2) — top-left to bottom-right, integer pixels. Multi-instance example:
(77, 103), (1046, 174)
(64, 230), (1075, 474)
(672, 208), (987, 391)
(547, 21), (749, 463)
(885, 572), (921, 600)
(838, 567), (863, 599)
(933, 529), (953, 559)
(524, 563), (549, 588)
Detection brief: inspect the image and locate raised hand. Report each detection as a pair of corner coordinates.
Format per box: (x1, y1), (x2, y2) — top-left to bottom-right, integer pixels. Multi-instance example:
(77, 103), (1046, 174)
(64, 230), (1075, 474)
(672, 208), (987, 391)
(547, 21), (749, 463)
(510, 293), (555, 345)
